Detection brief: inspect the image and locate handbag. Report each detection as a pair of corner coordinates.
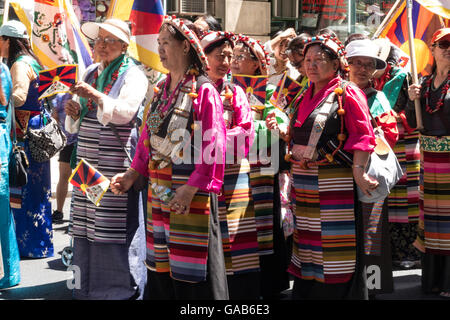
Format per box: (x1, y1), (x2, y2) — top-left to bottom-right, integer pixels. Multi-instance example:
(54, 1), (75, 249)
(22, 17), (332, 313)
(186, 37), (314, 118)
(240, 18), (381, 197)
(9, 100), (29, 187)
(26, 111), (67, 162)
(357, 113), (403, 203)
(109, 123), (148, 192)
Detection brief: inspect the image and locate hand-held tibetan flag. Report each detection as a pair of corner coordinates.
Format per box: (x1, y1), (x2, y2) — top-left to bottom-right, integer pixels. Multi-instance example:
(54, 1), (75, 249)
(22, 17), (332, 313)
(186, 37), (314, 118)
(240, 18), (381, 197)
(270, 73), (303, 111)
(269, 73), (286, 109)
(69, 158), (110, 206)
(38, 64), (77, 100)
(232, 74), (268, 107)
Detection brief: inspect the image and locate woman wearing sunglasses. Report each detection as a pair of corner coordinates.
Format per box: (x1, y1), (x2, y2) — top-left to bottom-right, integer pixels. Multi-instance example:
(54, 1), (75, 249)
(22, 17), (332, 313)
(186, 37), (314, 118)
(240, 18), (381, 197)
(407, 28), (450, 300)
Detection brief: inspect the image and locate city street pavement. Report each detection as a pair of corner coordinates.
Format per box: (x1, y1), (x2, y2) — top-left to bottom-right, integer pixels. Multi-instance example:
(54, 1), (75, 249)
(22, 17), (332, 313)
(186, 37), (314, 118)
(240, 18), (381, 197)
(0, 157), (444, 300)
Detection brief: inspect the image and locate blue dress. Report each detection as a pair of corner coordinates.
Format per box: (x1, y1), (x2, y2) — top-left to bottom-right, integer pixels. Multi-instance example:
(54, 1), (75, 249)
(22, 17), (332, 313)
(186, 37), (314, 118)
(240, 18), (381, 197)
(0, 62), (21, 288)
(11, 56), (53, 258)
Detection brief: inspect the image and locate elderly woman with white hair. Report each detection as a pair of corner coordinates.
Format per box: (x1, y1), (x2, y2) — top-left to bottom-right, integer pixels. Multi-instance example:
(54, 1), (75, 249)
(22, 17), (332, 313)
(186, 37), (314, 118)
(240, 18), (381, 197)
(64, 18), (148, 300)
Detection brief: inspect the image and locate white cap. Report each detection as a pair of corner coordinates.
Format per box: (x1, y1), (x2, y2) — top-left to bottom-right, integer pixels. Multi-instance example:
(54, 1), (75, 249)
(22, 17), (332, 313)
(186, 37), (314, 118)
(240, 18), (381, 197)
(345, 39), (387, 70)
(81, 18), (131, 44)
(0, 20), (29, 39)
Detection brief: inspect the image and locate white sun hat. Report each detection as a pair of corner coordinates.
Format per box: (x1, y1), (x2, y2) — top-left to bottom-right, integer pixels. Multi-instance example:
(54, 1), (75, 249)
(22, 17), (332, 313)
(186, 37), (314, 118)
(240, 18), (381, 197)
(81, 18), (131, 44)
(0, 20), (29, 39)
(345, 39), (387, 70)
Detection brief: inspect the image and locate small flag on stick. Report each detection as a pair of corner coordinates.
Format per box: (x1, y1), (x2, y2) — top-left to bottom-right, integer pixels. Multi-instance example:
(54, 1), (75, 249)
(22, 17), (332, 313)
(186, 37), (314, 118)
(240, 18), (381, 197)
(68, 158), (110, 206)
(38, 64), (77, 100)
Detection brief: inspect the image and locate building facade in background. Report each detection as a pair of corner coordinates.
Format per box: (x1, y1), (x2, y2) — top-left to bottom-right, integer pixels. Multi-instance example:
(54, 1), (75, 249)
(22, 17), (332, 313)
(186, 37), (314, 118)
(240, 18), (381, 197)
(0, 0), (398, 43)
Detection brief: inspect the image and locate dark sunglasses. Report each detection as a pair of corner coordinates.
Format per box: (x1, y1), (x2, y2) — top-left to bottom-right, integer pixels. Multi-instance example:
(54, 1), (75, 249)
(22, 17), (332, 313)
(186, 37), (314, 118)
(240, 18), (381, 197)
(434, 41), (450, 50)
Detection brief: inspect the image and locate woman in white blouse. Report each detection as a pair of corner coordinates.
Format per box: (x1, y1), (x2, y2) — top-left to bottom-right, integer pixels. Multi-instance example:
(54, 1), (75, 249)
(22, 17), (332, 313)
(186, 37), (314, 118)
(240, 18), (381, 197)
(64, 18), (148, 300)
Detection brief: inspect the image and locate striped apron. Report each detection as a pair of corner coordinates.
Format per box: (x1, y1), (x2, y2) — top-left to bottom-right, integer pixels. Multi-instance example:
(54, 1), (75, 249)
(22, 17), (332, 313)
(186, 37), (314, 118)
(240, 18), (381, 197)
(145, 78), (214, 283)
(218, 85), (260, 275)
(70, 65), (136, 244)
(146, 163), (212, 282)
(388, 122), (420, 223)
(288, 162), (357, 284)
(420, 135), (450, 255)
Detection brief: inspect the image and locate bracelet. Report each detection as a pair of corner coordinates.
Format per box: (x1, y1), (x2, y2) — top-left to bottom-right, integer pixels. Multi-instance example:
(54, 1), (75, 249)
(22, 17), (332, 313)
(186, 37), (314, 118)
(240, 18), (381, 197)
(352, 164), (365, 169)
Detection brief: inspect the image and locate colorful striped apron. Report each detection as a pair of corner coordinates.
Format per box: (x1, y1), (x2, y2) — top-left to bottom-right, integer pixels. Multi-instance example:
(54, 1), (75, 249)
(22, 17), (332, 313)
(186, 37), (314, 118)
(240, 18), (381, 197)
(388, 122), (420, 223)
(218, 160), (260, 275)
(70, 64), (137, 244)
(146, 163), (212, 282)
(419, 135), (450, 255)
(218, 84), (260, 275)
(288, 163), (357, 284)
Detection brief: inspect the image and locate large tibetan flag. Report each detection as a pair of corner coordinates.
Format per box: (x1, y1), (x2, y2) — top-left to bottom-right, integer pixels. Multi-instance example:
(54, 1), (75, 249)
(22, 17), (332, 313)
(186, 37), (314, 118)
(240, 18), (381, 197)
(69, 158), (110, 206)
(107, 0), (167, 73)
(232, 74), (268, 108)
(10, 0), (93, 78)
(269, 72), (304, 111)
(376, 0), (450, 77)
(38, 64), (77, 100)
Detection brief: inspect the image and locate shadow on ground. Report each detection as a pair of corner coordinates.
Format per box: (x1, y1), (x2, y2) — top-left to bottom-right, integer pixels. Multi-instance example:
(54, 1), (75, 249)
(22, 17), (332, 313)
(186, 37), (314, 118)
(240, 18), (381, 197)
(376, 274), (441, 300)
(0, 280), (72, 300)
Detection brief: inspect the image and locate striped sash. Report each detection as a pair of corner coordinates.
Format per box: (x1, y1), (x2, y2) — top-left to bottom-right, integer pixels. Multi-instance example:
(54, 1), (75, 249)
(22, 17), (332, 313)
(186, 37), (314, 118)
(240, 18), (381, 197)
(388, 121), (420, 223)
(146, 163), (212, 282)
(218, 160), (260, 275)
(288, 163), (356, 284)
(419, 137), (450, 255)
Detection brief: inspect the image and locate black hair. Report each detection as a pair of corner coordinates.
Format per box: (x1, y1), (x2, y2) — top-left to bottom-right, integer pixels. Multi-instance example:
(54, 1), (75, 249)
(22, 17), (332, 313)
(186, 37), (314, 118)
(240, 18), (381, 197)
(344, 33), (369, 47)
(159, 19), (204, 72)
(2, 35), (44, 69)
(287, 33), (311, 55)
(303, 42), (343, 77)
(196, 15), (222, 32)
(317, 28), (337, 38)
(204, 38), (233, 55)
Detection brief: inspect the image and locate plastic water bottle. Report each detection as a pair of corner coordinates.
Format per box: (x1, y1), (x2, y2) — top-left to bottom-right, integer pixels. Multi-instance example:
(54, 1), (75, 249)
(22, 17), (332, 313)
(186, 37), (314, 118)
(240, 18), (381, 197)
(151, 183), (174, 204)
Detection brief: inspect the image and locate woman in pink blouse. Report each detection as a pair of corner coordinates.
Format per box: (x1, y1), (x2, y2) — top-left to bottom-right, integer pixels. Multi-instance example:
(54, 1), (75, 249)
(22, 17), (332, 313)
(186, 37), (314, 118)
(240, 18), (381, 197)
(200, 31), (260, 299)
(270, 33), (377, 299)
(111, 16), (228, 300)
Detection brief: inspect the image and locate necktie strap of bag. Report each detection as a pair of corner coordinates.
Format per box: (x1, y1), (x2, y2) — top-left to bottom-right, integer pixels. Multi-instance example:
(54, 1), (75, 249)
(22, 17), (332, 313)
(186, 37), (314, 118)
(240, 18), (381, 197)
(108, 123), (132, 163)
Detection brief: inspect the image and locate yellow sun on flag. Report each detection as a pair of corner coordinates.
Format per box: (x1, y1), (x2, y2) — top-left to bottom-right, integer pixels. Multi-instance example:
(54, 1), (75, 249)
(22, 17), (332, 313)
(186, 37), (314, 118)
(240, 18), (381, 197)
(400, 39), (433, 75)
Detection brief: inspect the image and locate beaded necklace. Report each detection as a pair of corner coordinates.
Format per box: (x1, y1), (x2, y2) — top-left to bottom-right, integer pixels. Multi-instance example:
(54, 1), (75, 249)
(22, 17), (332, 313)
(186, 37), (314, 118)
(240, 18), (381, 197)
(424, 71), (450, 114)
(86, 62), (123, 111)
(147, 71), (190, 135)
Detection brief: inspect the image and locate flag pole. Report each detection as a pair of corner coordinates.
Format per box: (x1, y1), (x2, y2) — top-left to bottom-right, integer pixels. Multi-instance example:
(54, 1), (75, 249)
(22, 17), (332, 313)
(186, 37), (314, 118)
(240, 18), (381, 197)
(406, 0), (423, 130)
(3, 0), (10, 24)
(373, 0), (403, 39)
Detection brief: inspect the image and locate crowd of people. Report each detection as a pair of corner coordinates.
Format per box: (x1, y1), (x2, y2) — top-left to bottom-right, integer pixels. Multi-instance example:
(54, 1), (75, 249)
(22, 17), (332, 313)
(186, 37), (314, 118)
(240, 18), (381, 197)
(0, 14), (448, 301)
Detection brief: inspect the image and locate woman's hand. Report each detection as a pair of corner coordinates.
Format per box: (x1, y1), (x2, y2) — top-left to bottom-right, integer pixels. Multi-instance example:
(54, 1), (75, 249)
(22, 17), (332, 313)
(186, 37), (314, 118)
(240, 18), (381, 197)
(270, 28), (296, 50)
(266, 112), (288, 140)
(266, 112), (279, 131)
(168, 184), (198, 215)
(353, 167), (379, 197)
(65, 100), (81, 121)
(70, 81), (101, 101)
(110, 168), (140, 195)
(408, 84), (421, 101)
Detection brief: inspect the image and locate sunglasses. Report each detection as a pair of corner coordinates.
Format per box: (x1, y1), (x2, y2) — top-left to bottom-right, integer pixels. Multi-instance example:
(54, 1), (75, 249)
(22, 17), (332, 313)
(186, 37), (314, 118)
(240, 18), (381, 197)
(434, 41), (450, 50)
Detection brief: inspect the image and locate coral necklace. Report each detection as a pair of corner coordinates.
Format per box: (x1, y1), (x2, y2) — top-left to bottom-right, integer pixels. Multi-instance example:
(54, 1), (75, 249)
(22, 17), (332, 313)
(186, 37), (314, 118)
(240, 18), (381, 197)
(86, 62), (123, 111)
(424, 71), (450, 114)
